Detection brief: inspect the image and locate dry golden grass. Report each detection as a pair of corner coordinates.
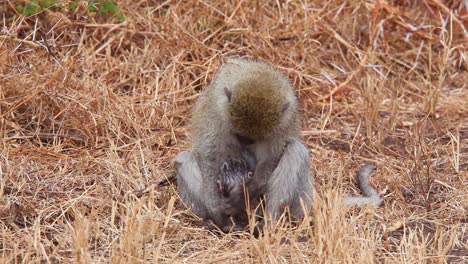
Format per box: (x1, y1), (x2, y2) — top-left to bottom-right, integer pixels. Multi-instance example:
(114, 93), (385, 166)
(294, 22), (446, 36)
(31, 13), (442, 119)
(0, 0), (467, 263)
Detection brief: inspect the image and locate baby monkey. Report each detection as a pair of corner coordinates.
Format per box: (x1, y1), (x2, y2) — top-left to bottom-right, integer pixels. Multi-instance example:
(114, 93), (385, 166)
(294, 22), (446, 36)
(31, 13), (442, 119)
(216, 150), (256, 231)
(218, 159), (252, 198)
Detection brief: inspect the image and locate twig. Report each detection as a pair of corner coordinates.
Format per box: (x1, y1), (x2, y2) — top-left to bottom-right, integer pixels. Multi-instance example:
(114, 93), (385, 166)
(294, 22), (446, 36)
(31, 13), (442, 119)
(0, 67), (63, 119)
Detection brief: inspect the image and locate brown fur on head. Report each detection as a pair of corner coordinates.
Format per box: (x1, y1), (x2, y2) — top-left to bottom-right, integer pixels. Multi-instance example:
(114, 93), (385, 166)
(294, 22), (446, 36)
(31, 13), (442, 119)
(228, 73), (286, 140)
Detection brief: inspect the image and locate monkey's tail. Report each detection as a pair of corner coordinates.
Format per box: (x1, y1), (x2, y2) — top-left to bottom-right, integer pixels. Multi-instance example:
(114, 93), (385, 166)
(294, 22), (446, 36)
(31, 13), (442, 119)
(344, 163), (383, 207)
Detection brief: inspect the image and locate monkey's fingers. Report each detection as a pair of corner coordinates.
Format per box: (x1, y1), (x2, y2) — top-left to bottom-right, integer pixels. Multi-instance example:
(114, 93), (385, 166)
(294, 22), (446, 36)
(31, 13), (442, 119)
(204, 219), (225, 235)
(221, 162), (230, 174)
(217, 180), (225, 194)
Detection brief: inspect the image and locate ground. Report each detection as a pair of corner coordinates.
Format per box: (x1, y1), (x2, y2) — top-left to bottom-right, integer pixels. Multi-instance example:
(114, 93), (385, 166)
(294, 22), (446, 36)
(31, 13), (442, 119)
(0, 1), (466, 263)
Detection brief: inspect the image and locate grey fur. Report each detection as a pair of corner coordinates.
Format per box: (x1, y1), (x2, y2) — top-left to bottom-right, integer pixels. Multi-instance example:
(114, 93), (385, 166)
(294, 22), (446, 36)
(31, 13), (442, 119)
(175, 58), (382, 232)
(177, 58), (308, 231)
(344, 163), (383, 207)
(218, 150), (256, 198)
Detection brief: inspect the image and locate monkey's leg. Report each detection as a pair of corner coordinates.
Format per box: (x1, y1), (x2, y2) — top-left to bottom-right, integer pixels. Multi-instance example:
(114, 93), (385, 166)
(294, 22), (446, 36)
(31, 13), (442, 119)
(265, 140), (314, 220)
(174, 151), (209, 218)
(175, 151), (240, 232)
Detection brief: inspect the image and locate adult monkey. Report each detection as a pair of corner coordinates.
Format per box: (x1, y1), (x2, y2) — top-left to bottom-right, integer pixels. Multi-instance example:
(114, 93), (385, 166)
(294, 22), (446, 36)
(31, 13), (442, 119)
(175, 58), (382, 232)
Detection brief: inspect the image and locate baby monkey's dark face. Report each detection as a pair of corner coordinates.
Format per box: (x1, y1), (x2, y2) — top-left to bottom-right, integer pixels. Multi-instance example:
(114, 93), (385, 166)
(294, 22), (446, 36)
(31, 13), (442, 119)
(218, 158), (253, 198)
(234, 133), (255, 146)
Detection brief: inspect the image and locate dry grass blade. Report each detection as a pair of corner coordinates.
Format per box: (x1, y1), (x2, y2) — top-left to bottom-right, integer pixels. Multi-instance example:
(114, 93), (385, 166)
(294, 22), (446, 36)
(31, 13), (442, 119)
(0, 0), (466, 263)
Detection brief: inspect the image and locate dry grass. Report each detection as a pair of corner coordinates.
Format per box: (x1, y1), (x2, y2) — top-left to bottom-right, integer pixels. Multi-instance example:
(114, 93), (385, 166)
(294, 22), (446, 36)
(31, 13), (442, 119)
(0, 0), (467, 263)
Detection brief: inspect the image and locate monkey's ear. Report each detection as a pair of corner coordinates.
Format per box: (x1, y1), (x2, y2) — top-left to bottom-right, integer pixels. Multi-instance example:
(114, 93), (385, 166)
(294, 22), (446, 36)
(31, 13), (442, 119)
(282, 103), (290, 113)
(224, 87), (232, 102)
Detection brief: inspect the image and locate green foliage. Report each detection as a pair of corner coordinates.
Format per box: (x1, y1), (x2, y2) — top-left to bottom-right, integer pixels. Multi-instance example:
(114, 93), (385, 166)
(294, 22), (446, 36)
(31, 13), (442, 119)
(87, 0), (119, 16)
(69, 1), (79, 11)
(16, 0), (125, 21)
(16, 0), (58, 16)
(101, 1), (118, 15)
(88, 1), (99, 13)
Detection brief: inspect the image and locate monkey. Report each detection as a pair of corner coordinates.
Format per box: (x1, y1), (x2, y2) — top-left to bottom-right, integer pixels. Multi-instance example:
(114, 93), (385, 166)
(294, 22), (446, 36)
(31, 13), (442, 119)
(218, 159), (253, 197)
(217, 158), (253, 217)
(175, 57), (383, 232)
(217, 149), (256, 202)
(218, 159), (253, 231)
(215, 153), (255, 230)
(175, 57), (302, 230)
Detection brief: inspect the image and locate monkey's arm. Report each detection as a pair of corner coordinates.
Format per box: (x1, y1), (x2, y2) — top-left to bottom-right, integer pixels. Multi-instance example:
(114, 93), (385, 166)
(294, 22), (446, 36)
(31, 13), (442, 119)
(264, 140), (314, 220)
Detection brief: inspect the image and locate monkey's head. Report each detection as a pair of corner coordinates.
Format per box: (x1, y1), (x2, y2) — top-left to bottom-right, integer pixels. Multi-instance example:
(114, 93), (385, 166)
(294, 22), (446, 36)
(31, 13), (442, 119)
(225, 73), (294, 141)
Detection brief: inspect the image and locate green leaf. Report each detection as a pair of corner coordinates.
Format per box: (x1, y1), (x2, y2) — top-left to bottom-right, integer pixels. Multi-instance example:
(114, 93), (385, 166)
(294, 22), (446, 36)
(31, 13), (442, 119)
(69, 1), (78, 11)
(101, 1), (118, 15)
(16, 5), (25, 14)
(88, 1), (99, 13)
(118, 14), (126, 22)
